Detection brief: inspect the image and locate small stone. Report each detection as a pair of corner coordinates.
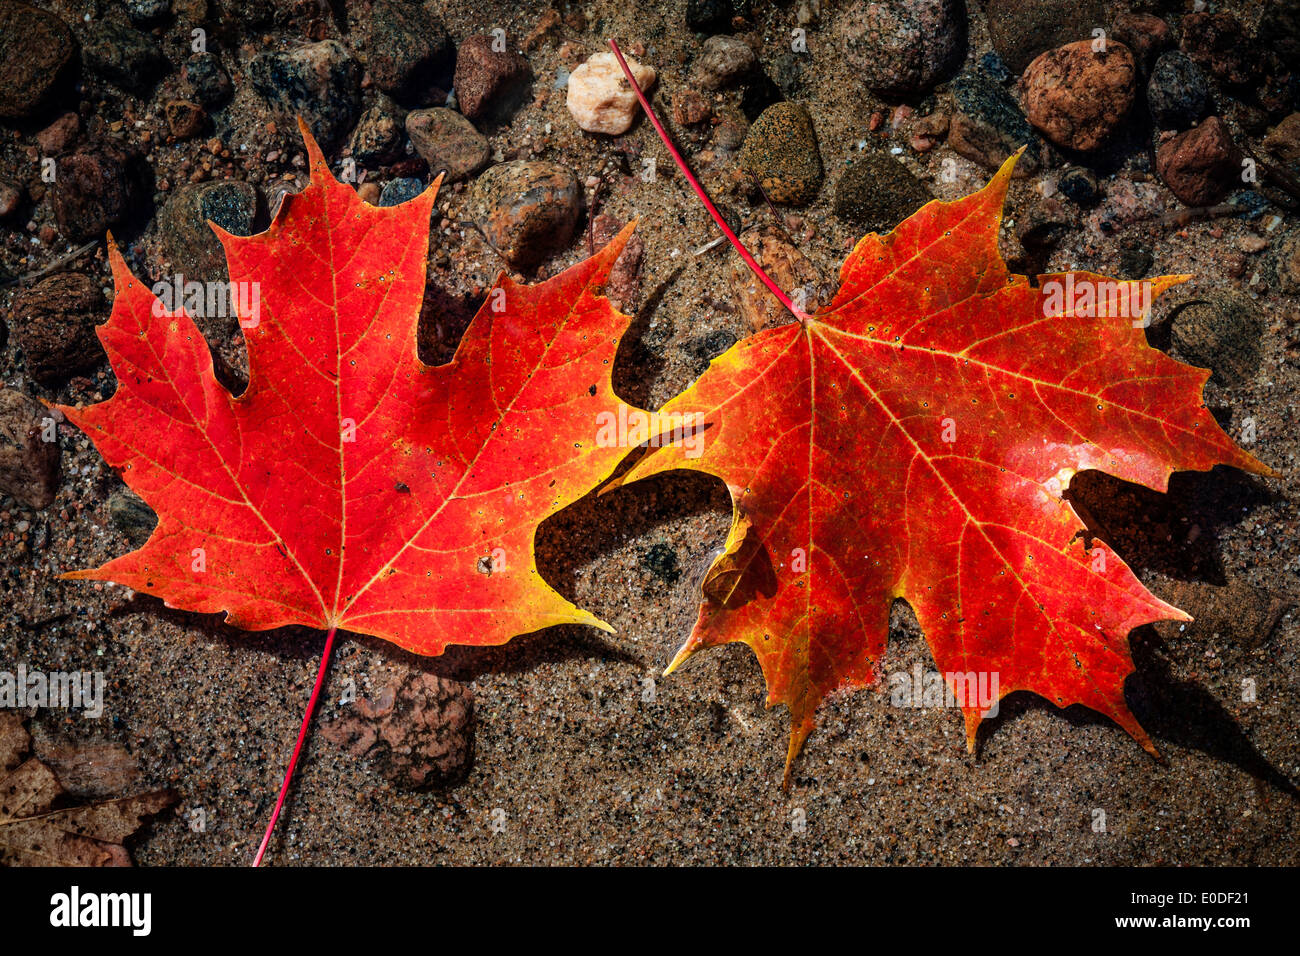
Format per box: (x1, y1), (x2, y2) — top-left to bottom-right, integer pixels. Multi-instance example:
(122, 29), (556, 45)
(82, 20), (169, 95)
(166, 100), (206, 139)
(379, 177), (425, 207)
(949, 69), (1044, 175)
(1110, 12), (1171, 74)
(249, 40), (362, 148)
(36, 113), (80, 155)
(366, 0), (454, 103)
(1181, 12), (1259, 88)
(983, 0), (1104, 74)
(182, 52), (232, 108)
(833, 152), (931, 233)
(686, 0), (750, 34)
(51, 149), (134, 243)
(10, 274), (104, 385)
(157, 180), (257, 283)
(838, 0), (965, 97)
(672, 89), (713, 126)
(738, 102), (823, 205)
(1156, 116), (1239, 207)
(468, 161), (582, 268)
(0, 181), (23, 220)
(453, 33), (530, 121)
(350, 103), (406, 167)
(405, 107), (490, 181)
(694, 35), (756, 90)
(590, 214), (644, 311)
(729, 225), (823, 332)
(108, 491), (157, 546)
(1168, 291), (1263, 387)
(1273, 232), (1300, 294)
(1263, 113), (1300, 172)
(1024, 41), (1137, 152)
(0, 388), (59, 510)
(566, 50), (655, 136)
(1118, 242), (1153, 278)
(125, 0), (170, 23)
(0, 1), (77, 121)
(1057, 166), (1099, 206)
(1147, 52), (1210, 131)
(320, 671), (473, 790)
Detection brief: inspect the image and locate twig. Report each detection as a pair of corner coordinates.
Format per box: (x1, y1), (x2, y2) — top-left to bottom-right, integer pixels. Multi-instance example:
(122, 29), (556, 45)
(1, 239), (99, 288)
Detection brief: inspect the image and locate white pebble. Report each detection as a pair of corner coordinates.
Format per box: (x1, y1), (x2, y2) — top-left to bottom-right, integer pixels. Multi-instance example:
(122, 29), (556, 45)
(566, 51), (656, 136)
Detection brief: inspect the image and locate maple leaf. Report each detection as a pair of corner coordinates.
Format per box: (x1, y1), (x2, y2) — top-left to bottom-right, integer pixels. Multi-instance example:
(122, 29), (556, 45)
(58, 121), (642, 653)
(613, 153), (1275, 783)
(1, 714), (176, 866)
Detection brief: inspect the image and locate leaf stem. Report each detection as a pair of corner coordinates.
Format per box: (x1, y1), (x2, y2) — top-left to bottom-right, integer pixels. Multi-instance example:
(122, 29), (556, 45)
(252, 625), (337, 867)
(606, 38), (810, 323)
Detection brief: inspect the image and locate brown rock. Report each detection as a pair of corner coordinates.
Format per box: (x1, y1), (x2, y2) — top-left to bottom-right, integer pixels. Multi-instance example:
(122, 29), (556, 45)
(51, 148), (133, 243)
(321, 671), (472, 790)
(1023, 41), (1137, 152)
(728, 225), (823, 332)
(0, 388), (59, 509)
(1168, 290), (1263, 387)
(36, 112), (80, 155)
(590, 214), (643, 311)
(1156, 116), (1240, 207)
(0, 0), (77, 121)
(1263, 113), (1300, 167)
(405, 107), (490, 182)
(11, 273), (105, 384)
(0, 181), (23, 220)
(1110, 12), (1171, 72)
(672, 89), (713, 126)
(166, 100), (206, 139)
(453, 33), (530, 120)
(468, 160), (582, 268)
(1181, 12), (1259, 87)
(1274, 231), (1300, 295)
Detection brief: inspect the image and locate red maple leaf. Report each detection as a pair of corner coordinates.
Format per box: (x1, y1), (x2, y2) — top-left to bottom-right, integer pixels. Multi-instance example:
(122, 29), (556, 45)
(611, 149), (1274, 784)
(58, 122), (644, 858)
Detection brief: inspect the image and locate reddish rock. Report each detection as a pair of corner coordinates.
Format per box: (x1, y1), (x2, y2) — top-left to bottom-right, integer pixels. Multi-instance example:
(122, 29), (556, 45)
(591, 214), (643, 311)
(36, 112), (80, 155)
(1156, 116), (1241, 207)
(0, 180), (23, 219)
(729, 225), (823, 332)
(453, 33), (530, 120)
(50, 148), (134, 242)
(165, 100), (206, 139)
(672, 89), (713, 126)
(1023, 41), (1137, 152)
(321, 671), (472, 790)
(0, 388), (59, 509)
(1181, 12), (1259, 87)
(1110, 12), (1171, 72)
(10, 273), (105, 384)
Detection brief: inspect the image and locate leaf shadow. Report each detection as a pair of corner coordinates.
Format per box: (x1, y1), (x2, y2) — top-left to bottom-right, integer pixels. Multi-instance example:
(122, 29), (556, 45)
(611, 263), (686, 410)
(1065, 465), (1275, 585)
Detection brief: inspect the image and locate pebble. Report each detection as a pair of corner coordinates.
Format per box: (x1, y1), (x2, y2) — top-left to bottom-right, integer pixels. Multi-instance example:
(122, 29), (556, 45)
(0, 0), (76, 120)
(349, 103), (405, 167)
(949, 69), (1044, 175)
(1263, 112), (1300, 174)
(1156, 116), (1240, 207)
(833, 152), (931, 233)
(36, 113), (80, 155)
(1147, 52), (1210, 131)
(1023, 41), (1137, 152)
(405, 107), (490, 181)
(694, 35), (756, 90)
(82, 19), (169, 95)
(379, 177), (425, 207)
(838, 0), (965, 97)
(51, 148), (134, 243)
(1168, 291), (1263, 387)
(1057, 166), (1099, 206)
(182, 53), (232, 108)
(738, 102), (823, 205)
(983, 0), (1104, 74)
(0, 181), (23, 220)
(108, 491), (157, 546)
(728, 226), (823, 331)
(1274, 231), (1300, 295)
(590, 214), (644, 312)
(166, 100), (206, 140)
(566, 50), (655, 135)
(125, 0), (169, 23)
(366, 0), (454, 103)
(468, 161), (582, 268)
(157, 180), (257, 284)
(673, 89), (714, 126)
(1180, 12), (1259, 88)
(1111, 12), (1171, 74)
(249, 40), (362, 148)
(320, 671), (473, 790)
(0, 387), (59, 510)
(687, 0), (750, 34)
(453, 33), (530, 121)
(10, 274), (105, 385)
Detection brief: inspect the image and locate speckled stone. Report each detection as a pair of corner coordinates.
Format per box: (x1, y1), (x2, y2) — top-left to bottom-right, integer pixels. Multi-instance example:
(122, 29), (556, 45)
(366, 0), (453, 103)
(949, 69), (1044, 175)
(0, 0), (77, 121)
(157, 180), (257, 283)
(838, 0), (966, 97)
(1180, 12), (1259, 87)
(1023, 41), (1137, 152)
(833, 153), (932, 233)
(249, 40), (362, 148)
(1147, 52), (1210, 131)
(468, 161), (582, 268)
(453, 33), (530, 120)
(1168, 291), (1263, 387)
(738, 102), (823, 205)
(0, 387), (59, 510)
(405, 107), (489, 181)
(10, 274), (104, 385)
